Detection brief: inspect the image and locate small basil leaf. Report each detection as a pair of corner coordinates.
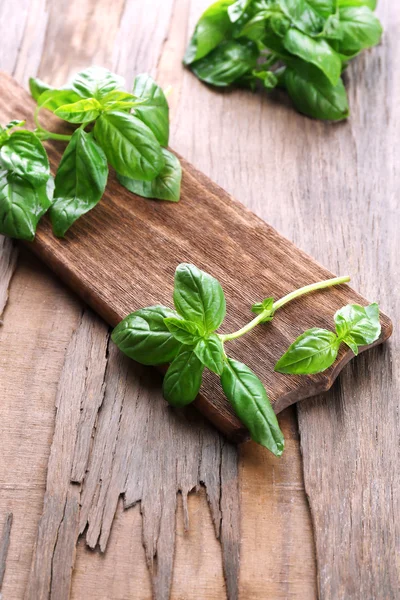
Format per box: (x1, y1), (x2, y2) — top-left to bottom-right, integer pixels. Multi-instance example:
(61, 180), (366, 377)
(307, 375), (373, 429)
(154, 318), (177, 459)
(50, 129), (108, 237)
(0, 131), (50, 185)
(4, 120), (26, 132)
(221, 358), (284, 456)
(228, 0), (252, 23)
(54, 98), (102, 123)
(323, 13), (344, 40)
(117, 148), (181, 202)
(101, 91), (147, 112)
(37, 89), (82, 113)
(334, 303), (381, 346)
(173, 263), (226, 333)
(283, 29), (341, 85)
(0, 171), (49, 241)
(112, 305), (182, 366)
(132, 74), (169, 146)
(194, 334), (225, 375)
(285, 61), (349, 120)
(94, 111), (164, 181)
(163, 347), (204, 407)
(191, 39), (259, 87)
(238, 11), (272, 41)
(337, 6), (382, 55)
(69, 67), (125, 100)
(29, 77), (54, 101)
(164, 317), (202, 345)
(275, 328), (340, 374)
(251, 297), (274, 314)
(184, 0), (235, 65)
(252, 71), (278, 90)
(278, 0), (330, 36)
(270, 13), (291, 37)
(343, 335), (359, 355)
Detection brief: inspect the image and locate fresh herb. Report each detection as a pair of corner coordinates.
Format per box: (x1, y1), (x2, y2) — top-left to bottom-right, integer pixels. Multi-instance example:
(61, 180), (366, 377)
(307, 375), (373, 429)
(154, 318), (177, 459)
(184, 0), (383, 120)
(275, 302), (381, 374)
(0, 67), (181, 241)
(112, 263), (371, 455)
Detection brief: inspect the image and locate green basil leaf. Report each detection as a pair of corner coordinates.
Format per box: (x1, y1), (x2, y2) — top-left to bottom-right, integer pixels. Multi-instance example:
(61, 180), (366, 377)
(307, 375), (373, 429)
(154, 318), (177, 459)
(270, 13), (291, 37)
(252, 70), (278, 90)
(194, 334), (225, 375)
(163, 347), (204, 406)
(132, 74), (170, 146)
(164, 317), (202, 345)
(0, 131), (50, 185)
(173, 263), (226, 333)
(94, 111), (164, 181)
(117, 148), (181, 202)
(284, 29), (341, 85)
(251, 297), (275, 322)
(50, 129), (108, 237)
(322, 13), (344, 40)
(228, 0), (252, 23)
(338, 0), (376, 9)
(275, 328), (340, 374)
(0, 171), (50, 241)
(29, 77), (54, 101)
(4, 120), (26, 132)
(69, 67), (125, 100)
(37, 89), (82, 113)
(337, 6), (382, 55)
(285, 61), (349, 120)
(278, 0), (333, 35)
(112, 305), (182, 366)
(221, 358), (284, 456)
(191, 39), (259, 87)
(238, 11), (272, 41)
(54, 98), (102, 123)
(334, 303), (381, 346)
(343, 334), (359, 355)
(100, 91), (147, 112)
(184, 0), (235, 65)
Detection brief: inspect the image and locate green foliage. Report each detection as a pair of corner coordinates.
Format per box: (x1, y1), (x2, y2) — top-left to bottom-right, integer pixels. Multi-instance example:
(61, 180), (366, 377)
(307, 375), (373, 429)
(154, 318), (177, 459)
(0, 67), (181, 241)
(184, 0), (383, 120)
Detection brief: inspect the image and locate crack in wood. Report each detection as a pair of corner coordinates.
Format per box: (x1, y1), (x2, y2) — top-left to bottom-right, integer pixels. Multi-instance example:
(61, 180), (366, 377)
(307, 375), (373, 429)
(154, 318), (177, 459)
(26, 309), (240, 600)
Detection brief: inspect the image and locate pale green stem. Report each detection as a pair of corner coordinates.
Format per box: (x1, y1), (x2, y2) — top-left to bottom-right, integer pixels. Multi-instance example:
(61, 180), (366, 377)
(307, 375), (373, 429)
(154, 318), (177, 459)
(34, 106), (72, 142)
(219, 275), (350, 343)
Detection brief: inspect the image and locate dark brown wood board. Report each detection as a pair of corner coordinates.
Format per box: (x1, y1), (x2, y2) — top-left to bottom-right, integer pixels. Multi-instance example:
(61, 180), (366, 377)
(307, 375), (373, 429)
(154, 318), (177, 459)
(1, 71), (392, 441)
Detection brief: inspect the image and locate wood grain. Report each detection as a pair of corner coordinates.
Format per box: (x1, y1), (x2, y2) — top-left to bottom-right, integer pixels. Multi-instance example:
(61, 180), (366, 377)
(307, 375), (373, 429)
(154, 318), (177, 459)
(0, 72), (392, 442)
(0, 513), (13, 595)
(0, 237), (17, 321)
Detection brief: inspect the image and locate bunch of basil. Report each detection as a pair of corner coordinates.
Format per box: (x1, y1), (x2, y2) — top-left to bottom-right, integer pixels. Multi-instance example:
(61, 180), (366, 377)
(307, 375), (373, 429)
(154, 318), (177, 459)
(0, 67), (181, 241)
(184, 0), (383, 120)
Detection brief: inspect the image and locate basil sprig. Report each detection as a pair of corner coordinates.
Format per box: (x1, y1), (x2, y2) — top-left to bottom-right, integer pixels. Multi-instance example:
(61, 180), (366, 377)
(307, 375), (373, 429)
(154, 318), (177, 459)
(275, 303), (381, 374)
(113, 264), (380, 455)
(0, 67), (182, 242)
(184, 0), (383, 120)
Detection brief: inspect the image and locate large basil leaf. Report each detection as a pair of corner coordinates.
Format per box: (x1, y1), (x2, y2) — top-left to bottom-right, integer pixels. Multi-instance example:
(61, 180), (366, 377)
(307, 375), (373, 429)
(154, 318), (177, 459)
(112, 306), (182, 365)
(163, 347), (204, 406)
(54, 98), (102, 123)
(285, 61), (349, 120)
(0, 131), (50, 185)
(334, 303), (381, 346)
(278, 0), (334, 35)
(29, 77), (53, 101)
(283, 29), (341, 85)
(191, 39), (259, 87)
(132, 74), (169, 146)
(69, 67), (125, 100)
(94, 111), (164, 181)
(173, 263), (226, 334)
(228, 0), (252, 22)
(37, 89), (82, 113)
(0, 171), (51, 241)
(194, 334), (225, 375)
(337, 6), (382, 55)
(338, 0), (376, 9)
(275, 328), (340, 374)
(50, 129), (108, 237)
(184, 0), (235, 65)
(221, 358), (284, 456)
(164, 317), (201, 345)
(117, 148), (181, 202)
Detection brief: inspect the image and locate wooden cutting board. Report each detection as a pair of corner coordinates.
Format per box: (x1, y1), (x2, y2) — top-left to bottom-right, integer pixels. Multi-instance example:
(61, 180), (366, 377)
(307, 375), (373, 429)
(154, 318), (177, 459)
(1, 72), (392, 442)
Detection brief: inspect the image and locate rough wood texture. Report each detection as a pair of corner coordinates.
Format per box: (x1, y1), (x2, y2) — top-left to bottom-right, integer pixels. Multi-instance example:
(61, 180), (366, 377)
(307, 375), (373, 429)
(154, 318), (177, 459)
(0, 237), (17, 321)
(0, 73), (392, 442)
(0, 513), (13, 595)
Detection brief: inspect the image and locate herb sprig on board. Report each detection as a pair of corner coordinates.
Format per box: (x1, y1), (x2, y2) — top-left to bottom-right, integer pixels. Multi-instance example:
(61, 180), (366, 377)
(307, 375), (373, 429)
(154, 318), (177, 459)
(112, 263), (381, 455)
(0, 67), (182, 241)
(184, 0), (383, 120)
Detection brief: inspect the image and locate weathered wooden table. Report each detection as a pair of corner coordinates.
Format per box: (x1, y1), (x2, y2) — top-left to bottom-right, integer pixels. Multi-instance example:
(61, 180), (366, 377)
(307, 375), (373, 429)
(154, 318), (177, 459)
(0, 1), (398, 599)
